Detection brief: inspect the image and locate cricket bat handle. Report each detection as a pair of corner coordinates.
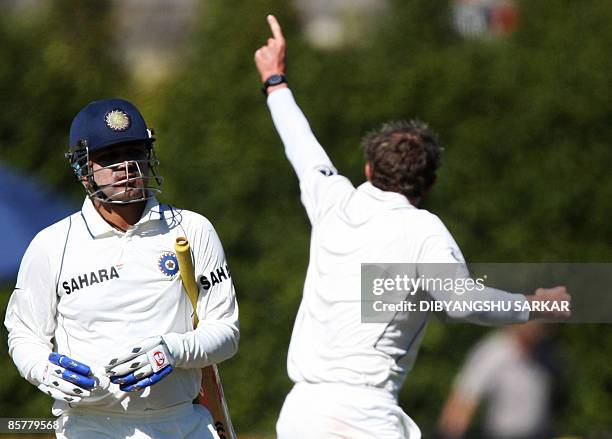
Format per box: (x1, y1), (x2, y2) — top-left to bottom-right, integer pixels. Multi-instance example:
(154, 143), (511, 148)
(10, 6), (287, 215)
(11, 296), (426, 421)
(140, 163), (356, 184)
(175, 237), (237, 439)
(175, 237), (200, 326)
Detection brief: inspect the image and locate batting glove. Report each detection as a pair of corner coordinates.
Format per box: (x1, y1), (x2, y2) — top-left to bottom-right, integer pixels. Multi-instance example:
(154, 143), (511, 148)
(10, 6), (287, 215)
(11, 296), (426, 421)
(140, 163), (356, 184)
(104, 336), (174, 392)
(35, 353), (109, 403)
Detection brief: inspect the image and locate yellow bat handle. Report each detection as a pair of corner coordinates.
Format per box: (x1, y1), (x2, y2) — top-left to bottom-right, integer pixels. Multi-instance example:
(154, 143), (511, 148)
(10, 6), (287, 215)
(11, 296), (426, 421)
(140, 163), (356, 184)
(175, 237), (200, 327)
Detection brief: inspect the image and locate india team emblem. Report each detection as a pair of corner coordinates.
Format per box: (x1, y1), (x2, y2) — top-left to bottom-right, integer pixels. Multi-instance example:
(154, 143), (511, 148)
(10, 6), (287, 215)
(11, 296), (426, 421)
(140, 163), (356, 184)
(158, 252), (179, 277)
(104, 109), (131, 131)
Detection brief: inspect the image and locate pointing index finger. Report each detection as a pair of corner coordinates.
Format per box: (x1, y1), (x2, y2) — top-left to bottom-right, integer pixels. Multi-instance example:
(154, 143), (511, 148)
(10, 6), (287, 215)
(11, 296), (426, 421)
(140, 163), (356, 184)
(267, 14), (284, 42)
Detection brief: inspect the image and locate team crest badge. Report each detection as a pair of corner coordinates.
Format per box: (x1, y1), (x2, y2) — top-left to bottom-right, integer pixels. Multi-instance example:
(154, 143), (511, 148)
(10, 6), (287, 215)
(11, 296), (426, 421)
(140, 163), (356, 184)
(104, 109), (131, 131)
(158, 252), (179, 277)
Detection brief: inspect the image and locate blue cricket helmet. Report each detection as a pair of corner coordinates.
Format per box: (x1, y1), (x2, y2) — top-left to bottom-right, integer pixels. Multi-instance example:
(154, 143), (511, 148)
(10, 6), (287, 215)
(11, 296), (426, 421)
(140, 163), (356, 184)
(66, 98), (162, 204)
(69, 98), (154, 152)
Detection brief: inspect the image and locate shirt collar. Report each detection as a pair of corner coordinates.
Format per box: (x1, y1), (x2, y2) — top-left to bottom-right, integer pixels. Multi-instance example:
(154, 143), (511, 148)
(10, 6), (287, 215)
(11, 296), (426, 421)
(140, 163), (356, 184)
(80, 196), (162, 238)
(357, 182), (415, 208)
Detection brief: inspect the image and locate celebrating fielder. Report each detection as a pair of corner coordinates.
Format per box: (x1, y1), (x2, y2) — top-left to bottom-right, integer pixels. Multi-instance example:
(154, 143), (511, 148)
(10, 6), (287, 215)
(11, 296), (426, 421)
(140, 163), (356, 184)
(4, 99), (239, 438)
(255, 15), (570, 439)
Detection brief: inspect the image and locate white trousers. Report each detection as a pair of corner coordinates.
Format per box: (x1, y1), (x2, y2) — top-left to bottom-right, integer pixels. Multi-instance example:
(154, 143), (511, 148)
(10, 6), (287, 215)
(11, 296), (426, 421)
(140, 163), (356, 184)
(56, 403), (219, 439)
(276, 382), (421, 439)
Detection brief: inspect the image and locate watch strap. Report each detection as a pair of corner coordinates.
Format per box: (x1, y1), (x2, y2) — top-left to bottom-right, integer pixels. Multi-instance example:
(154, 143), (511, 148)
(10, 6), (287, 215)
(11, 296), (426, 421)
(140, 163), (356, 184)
(261, 74), (288, 96)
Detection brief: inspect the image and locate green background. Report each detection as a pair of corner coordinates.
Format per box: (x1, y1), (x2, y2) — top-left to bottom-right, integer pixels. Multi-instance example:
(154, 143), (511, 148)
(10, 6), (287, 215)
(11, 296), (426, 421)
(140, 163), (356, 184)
(1, 0), (611, 436)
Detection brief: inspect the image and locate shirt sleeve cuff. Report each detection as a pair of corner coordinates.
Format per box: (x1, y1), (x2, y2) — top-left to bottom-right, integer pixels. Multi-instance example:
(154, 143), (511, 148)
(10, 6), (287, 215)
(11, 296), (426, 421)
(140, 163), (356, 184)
(161, 333), (184, 366)
(517, 294), (531, 323)
(266, 87), (293, 107)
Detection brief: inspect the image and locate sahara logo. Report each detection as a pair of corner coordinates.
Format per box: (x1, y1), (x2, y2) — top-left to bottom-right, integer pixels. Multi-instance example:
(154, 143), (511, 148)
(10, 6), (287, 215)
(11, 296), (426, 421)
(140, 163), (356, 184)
(62, 266), (121, 294)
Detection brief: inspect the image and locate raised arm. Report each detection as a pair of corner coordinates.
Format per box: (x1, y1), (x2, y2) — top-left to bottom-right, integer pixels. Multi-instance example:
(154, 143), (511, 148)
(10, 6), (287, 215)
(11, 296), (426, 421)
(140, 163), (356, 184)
(254, 15), (335, 181)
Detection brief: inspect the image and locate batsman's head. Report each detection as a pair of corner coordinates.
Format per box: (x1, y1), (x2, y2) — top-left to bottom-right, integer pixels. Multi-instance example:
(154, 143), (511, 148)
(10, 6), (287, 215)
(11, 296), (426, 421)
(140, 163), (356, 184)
(362, 120), (442, 205)
(66, 98), (163, 204)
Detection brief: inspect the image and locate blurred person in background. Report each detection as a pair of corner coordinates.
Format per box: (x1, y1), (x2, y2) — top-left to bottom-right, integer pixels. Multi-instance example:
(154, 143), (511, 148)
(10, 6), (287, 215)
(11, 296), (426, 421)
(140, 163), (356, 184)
(436, 322), (564, 439)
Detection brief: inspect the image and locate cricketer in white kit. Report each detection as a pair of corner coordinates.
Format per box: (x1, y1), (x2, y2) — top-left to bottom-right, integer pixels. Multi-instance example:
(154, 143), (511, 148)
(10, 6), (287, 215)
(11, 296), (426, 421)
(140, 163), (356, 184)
(4, 98), (239, 439)
(254, 15), (571, 439)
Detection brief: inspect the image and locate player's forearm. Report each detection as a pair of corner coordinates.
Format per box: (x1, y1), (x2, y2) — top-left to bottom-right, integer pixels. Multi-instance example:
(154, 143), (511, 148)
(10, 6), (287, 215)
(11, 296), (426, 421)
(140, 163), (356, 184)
(266, 83), (288, 95)
(163, 320), (239, 369)
(267, 88), (334, 180)
(442, 287), (530, 325)
(419, 258), (530, 325)
(437, 393), (478, 439)
(7, 340), (52, 385)
(5, 299), (54, 385)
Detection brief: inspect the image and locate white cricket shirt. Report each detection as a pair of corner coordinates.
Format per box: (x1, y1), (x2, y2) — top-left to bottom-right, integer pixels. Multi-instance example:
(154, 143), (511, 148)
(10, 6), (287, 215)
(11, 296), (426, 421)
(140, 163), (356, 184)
(5, 196), (239, 415)
(267, 88), (528, 397)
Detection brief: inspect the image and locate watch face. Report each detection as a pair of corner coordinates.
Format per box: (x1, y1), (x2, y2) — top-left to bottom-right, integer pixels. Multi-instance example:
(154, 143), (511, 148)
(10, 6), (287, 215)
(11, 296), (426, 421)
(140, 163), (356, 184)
(267, 74), (284, 85)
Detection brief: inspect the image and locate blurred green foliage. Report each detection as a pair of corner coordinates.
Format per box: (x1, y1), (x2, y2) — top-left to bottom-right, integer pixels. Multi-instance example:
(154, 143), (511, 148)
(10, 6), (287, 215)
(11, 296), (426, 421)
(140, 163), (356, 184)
(0, 0), (125, 192)
(1, 0), (611, 436)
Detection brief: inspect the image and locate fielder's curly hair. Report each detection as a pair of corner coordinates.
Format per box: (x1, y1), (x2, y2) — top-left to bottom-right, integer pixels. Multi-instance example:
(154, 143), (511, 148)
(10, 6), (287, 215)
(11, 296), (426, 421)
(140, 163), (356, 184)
(361, 120), (442, 200)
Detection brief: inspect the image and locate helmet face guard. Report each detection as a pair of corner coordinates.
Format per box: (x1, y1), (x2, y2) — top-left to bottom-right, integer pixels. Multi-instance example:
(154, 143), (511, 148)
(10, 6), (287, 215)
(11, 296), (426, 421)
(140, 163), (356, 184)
(65, 140), (163, 204)
(66, 98), (163, 204)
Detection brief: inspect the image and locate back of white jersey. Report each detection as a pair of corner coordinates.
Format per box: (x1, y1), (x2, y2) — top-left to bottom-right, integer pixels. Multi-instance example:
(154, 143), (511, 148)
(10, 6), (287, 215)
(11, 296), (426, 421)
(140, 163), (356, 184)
(288, 173), (463, 396)
(267, 88), (527, 398)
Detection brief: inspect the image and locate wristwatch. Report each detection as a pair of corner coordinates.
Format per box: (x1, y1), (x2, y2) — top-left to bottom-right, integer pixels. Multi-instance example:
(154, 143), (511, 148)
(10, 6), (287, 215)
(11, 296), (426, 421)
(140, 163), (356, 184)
(261, 74), (288, 96)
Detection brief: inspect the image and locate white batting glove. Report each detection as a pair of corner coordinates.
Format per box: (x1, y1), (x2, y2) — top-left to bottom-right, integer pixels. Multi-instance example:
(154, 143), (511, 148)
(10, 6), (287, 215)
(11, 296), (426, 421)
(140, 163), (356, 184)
(105, 336), (175, 392)
(34, 353), (109, 404)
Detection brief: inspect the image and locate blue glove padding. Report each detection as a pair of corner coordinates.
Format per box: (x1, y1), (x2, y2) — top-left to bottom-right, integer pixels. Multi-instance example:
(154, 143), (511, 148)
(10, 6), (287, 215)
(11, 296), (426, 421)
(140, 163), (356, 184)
(105, 336), (175, 392)
(37, 353), (109, 403)
(61, 370), (96, 389)
(49, 353), (91, 377)
(49, 353), (96, 390)
(117, 365), (173, 392)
